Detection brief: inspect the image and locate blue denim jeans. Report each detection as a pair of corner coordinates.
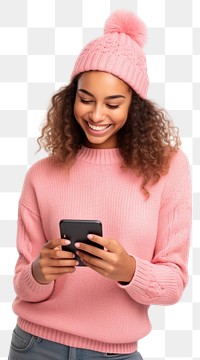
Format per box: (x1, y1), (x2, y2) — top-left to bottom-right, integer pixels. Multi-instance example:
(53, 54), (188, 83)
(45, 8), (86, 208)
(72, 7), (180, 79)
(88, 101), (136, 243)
(8, 325), (143, 360)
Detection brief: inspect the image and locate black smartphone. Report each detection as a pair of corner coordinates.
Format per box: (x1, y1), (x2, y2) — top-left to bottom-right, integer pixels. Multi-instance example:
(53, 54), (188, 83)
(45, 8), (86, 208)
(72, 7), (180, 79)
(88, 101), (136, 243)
(59, 219), (103, 266)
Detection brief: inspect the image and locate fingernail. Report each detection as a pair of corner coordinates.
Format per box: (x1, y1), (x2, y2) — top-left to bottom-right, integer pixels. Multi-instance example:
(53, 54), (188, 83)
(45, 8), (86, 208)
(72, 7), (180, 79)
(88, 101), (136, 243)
(87, 234), (93, 240)
(64, 239), (70, 245)
(75, 243), (80, 248)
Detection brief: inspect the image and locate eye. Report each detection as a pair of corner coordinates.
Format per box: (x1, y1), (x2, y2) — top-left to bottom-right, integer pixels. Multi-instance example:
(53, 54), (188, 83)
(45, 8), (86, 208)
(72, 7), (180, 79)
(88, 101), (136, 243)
(80, 98), (93, 104)
(107, 104), (120, 109)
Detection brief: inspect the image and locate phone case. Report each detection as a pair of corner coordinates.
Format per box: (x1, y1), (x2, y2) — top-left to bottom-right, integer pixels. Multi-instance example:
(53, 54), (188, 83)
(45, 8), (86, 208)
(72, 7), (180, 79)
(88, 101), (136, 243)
(59, 219), (103, 266)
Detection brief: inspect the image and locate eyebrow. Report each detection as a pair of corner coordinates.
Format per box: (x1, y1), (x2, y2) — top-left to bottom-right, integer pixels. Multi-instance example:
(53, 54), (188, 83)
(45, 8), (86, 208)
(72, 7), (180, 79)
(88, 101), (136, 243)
(78, 89), (126, 100)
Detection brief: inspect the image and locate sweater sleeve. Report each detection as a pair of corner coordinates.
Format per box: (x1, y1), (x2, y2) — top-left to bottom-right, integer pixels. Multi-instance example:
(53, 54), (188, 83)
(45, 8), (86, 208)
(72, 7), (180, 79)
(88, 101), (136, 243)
(118, 151), (192, 306)
(13, 170), (54, 303)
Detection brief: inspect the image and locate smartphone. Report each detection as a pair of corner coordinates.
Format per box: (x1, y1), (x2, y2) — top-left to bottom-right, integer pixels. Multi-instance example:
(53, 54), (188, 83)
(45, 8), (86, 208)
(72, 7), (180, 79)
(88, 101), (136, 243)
(59, 219), (103, 266)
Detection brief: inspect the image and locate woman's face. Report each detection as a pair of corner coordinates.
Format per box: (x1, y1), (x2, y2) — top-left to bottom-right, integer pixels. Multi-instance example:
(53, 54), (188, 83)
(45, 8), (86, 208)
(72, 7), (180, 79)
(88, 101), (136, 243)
(74, 71), (132, 149)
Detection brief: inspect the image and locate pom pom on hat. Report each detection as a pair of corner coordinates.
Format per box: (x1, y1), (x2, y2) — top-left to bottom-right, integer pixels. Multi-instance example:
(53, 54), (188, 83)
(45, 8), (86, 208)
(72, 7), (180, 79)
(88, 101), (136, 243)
(104, 10), (147, 48)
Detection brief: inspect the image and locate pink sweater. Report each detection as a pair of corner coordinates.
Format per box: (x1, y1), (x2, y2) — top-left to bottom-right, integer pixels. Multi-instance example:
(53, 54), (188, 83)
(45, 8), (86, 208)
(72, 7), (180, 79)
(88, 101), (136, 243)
(13, 146), (191, 354)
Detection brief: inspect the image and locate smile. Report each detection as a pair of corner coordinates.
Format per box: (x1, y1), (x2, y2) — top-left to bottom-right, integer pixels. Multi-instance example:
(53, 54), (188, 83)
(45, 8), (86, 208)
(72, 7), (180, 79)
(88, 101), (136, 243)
(87, 122), (111, 132)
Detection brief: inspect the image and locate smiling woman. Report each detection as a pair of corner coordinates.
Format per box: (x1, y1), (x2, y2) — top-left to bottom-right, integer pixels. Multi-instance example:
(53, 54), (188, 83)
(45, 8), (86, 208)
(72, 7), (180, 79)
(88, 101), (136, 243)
(8, 9), (191, 360)
(74, 71), (132, 149)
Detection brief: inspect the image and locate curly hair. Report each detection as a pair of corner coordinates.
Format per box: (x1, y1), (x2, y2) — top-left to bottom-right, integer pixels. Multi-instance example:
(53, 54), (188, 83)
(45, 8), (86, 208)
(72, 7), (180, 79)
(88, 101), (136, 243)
(37, 74), (180, 198)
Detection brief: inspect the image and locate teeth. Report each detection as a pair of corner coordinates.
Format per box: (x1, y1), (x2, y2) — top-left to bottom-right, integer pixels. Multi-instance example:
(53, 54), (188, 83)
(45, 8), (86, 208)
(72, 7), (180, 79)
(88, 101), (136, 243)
(88, 123), (110, 131)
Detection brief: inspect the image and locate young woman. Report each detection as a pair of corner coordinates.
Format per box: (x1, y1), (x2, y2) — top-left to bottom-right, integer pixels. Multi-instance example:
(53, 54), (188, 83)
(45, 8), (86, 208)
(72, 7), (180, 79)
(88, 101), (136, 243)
(8, 10), (191, 360)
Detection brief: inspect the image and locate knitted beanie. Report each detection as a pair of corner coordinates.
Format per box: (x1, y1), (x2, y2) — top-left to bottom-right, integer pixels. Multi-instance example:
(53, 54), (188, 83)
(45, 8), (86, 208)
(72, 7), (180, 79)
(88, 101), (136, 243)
(71, 10), (149, 99)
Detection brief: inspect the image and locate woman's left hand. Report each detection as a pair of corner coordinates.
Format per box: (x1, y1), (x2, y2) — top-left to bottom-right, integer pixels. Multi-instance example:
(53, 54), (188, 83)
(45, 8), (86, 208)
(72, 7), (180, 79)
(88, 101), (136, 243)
(75, 235), (136, 283)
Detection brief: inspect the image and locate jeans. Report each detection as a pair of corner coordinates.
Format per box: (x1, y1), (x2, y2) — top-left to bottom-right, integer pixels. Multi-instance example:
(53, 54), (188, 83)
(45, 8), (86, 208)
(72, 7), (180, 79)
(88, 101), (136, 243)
(8, 325), (143, 360)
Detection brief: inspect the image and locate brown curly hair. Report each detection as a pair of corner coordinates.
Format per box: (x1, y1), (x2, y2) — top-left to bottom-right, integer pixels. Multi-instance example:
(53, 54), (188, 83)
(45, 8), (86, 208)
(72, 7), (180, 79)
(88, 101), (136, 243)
(37, 73), (180, 198)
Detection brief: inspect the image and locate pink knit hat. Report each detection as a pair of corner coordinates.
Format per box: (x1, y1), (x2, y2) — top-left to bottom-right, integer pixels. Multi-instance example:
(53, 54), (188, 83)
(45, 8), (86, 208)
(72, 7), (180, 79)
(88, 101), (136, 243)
(71, 10), (149, 99)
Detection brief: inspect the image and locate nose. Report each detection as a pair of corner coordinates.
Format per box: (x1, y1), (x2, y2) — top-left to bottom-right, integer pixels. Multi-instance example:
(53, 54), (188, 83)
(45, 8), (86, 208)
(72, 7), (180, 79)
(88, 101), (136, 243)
(89, 104), (106, 123)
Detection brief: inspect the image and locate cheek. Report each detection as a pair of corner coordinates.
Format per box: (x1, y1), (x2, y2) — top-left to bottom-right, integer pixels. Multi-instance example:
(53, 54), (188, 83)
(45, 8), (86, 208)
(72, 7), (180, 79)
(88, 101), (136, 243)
(115, 110), (129, 127)
(74, 99), (88, 120)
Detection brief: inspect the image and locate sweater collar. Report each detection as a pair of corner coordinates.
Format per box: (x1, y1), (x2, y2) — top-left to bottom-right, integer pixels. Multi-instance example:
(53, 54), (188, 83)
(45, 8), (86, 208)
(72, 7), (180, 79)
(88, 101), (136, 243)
(76, 146), (123, 165)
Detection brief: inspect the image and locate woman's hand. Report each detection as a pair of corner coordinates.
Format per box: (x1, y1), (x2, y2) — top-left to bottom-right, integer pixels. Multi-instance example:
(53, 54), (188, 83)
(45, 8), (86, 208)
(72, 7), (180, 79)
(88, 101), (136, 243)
(32, 238), (78, 284)
(75, 235), (136, 283)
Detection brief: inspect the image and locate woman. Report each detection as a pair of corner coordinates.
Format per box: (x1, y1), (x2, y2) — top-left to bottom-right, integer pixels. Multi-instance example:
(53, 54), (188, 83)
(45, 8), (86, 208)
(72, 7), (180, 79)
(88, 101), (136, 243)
(8, 10), (191, 360)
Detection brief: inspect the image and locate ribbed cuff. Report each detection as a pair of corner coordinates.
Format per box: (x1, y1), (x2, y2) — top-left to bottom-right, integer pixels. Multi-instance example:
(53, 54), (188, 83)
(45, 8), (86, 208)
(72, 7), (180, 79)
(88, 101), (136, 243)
(14, 263), (54, 302)
(118, 256), (183, 305)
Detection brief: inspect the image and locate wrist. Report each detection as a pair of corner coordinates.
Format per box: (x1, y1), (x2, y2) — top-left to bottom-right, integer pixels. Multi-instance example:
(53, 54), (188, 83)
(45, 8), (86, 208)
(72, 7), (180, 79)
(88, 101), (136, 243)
(119, 255), (136, 285)
(32, 257), (50, 285)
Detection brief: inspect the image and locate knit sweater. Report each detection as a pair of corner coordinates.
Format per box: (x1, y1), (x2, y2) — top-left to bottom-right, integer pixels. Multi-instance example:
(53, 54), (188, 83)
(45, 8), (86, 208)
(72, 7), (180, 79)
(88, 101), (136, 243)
(13, 146), (191, 354)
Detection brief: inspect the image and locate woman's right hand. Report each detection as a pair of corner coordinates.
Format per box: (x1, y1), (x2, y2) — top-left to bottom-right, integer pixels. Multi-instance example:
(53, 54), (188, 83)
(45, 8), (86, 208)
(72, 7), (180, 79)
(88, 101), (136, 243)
(32, 238), (78, 284)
